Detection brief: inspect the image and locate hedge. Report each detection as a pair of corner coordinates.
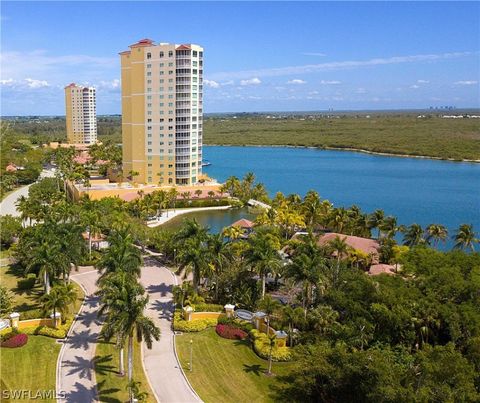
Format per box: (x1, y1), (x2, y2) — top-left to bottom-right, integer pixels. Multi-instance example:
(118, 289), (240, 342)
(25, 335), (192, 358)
(249, 329), (292, 362)
(191, 303), (224, 312)
(173, 311), (217, 332)
(22, 317), (73, 339)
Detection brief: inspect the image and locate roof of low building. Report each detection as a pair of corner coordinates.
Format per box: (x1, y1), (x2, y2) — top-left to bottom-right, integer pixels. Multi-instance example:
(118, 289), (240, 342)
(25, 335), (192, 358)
(317, 232), (380, 255)
(368, 264), (396, 276)
(231, 218), (255, 229)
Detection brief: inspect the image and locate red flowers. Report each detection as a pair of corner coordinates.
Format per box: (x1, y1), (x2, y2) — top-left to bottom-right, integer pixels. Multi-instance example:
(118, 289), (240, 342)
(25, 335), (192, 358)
(216, 324), (248, 340)
(1, 333), (28, 348)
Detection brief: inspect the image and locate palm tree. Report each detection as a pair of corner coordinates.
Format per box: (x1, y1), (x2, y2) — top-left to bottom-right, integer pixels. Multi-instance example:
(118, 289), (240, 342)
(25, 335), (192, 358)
(26, 240), (62, 294)
(328, 236), (350, 264)
(194, 189), (202, 198)
(41, 283), (77, 327)
(266, 334), (276, 376)
(222, 225), (243, 241)
(96, 227), (142, 281)
(98, 272), (160, 401)
(453, 224), (479, 251)
(425, 224), (448, 247)
(244, 230), (282, 298)
(176, 238), (209, 292)
(207, 190), (215, 198)
(379, 216), (400, 239)
(258, 295), (281, 336)
(329, 207), (349, 234)
(207, 233), (230, 300)
(309, 305), (339, 336)
(402, 223), (424, 247)
(369, 209), (385, 239)
(281, 305), (304, 346)
(167, 188), (178, 212)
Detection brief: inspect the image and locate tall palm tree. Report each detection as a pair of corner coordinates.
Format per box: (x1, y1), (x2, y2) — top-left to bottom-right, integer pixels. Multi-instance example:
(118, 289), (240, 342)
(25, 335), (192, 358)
(98, 272), (160, 401)
(207, 233), (230, 299)
(402, 223), (424, 247)
(244, 230), (282, 298)
(26, 240), (62, 294)
(425, 224), (448, 247)
(96, 227), (142, 281)
(258, 295), (281, 336)
(453, 224), (479, 251)
(176, 237), (209, 292)
(266, 334), (276, 376)
(302, 190), (323, 228)
(281, 305), (304, 346)
(40, 283), (77, 327)
(379, 215), (400, 239)
(369, 209), (385, 239)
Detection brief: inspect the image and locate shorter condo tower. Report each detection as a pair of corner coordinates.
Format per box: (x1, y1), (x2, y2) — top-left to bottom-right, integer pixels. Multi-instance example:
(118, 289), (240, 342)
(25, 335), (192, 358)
(64, 83), (97, 144)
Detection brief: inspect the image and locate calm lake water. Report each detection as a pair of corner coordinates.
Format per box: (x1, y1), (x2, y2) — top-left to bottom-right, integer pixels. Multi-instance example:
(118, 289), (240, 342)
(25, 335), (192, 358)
(197, 146), (480, 248)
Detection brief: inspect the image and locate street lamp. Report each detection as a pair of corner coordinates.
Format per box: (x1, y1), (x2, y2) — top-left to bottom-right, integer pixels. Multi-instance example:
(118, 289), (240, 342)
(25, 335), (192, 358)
(189, 339), (193, 372)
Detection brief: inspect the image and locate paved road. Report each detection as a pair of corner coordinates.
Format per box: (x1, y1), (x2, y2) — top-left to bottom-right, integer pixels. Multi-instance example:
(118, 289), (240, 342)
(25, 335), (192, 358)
(140, 257), (201, 402)
(0, 169), (56, 217)
(57, 267), (101, 402)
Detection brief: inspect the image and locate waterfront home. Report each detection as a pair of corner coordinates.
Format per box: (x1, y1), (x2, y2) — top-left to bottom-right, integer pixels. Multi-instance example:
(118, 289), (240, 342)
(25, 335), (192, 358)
(230, 218), (255, 238)
(317, 232), (380, 264)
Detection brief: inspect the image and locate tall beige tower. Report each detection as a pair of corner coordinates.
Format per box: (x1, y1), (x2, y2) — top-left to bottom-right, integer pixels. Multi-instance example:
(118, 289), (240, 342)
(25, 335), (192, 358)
(120, 39), (203, 185)
(64, 83), (97, 144)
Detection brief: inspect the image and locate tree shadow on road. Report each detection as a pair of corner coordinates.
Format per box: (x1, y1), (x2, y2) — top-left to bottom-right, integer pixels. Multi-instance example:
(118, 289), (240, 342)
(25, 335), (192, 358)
(145, 282), (171, 297)
(67, 329), (99, 350)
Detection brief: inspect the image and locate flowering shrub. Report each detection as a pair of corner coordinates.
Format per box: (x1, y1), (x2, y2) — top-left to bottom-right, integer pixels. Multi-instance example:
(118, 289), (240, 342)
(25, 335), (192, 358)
(216, 324), (248, 340)
(1, 333), (28, 348)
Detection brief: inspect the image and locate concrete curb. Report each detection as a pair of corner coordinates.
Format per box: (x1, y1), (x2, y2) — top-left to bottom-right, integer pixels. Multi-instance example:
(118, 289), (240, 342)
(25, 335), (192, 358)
(140, 339), (161, 403)
(166, 267), (203, 402)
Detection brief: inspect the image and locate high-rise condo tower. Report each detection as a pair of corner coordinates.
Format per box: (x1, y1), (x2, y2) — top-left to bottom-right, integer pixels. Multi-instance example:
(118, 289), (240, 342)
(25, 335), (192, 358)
(120, 39), (203, 185)
(64, 83), (97, 144)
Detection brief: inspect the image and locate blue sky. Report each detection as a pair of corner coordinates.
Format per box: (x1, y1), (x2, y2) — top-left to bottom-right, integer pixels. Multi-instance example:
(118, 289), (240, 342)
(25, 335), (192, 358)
(1, 1), (479, 115)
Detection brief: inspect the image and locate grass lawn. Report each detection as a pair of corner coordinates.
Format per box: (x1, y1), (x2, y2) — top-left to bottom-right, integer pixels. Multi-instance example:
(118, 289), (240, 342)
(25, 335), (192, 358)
(175, 328), (294, 403)
(0, 335), (60, 403)
(94, 338), (155, 403)
(0, 261), (83, 318)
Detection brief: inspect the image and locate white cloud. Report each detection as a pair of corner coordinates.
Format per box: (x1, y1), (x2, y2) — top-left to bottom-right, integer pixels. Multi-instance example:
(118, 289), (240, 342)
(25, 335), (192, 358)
(309, 90), (319, 95)
(320, 80), (341, 85)
(302, 52), (327, 57)
(417, 80), (429, 84)
(287, 79), (306, 85)
(454, 80), (478, 85)
(24, 78), (49, 88)
(356, 88), (367, 94)
(240, 77), (261, 86)
(0, 78), (15, 86)
(97, 79), (120, 90)
(204, 79), (220, 88)
(209, 51), (475, 81)
(410, 84), (420, 89)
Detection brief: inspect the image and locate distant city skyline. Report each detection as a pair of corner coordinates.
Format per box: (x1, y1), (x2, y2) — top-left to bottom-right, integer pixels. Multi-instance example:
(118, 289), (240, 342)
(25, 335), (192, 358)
(1, 1), (479, 115)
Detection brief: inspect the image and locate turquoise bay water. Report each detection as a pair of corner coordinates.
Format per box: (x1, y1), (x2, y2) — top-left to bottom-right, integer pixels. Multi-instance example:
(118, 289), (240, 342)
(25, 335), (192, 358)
(200, 146), (479, 247)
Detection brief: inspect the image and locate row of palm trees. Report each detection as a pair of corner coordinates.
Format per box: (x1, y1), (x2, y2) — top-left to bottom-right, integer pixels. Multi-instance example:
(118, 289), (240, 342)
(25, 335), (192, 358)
(96, 227), (160, 402)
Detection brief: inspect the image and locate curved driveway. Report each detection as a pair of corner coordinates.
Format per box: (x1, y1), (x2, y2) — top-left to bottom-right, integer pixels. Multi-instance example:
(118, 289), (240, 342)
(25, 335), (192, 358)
(140, 256), (201, 402)
(57, 267), (101, 402)
(56, 259), (200, 402)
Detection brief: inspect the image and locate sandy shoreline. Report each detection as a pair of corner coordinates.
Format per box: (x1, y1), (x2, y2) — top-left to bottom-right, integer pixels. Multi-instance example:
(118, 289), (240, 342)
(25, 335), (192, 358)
(205, 144), (480, 164)
(146, 205), (231, 227)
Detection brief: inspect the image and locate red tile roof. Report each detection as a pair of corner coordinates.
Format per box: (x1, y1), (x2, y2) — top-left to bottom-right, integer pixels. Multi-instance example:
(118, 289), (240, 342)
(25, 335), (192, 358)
(130, 38), (154, 48)
(368, 264), (396, 276)
(317, 233), (380, 256)
(231, 218), (255, 229)
(176, 44), (191, 50)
